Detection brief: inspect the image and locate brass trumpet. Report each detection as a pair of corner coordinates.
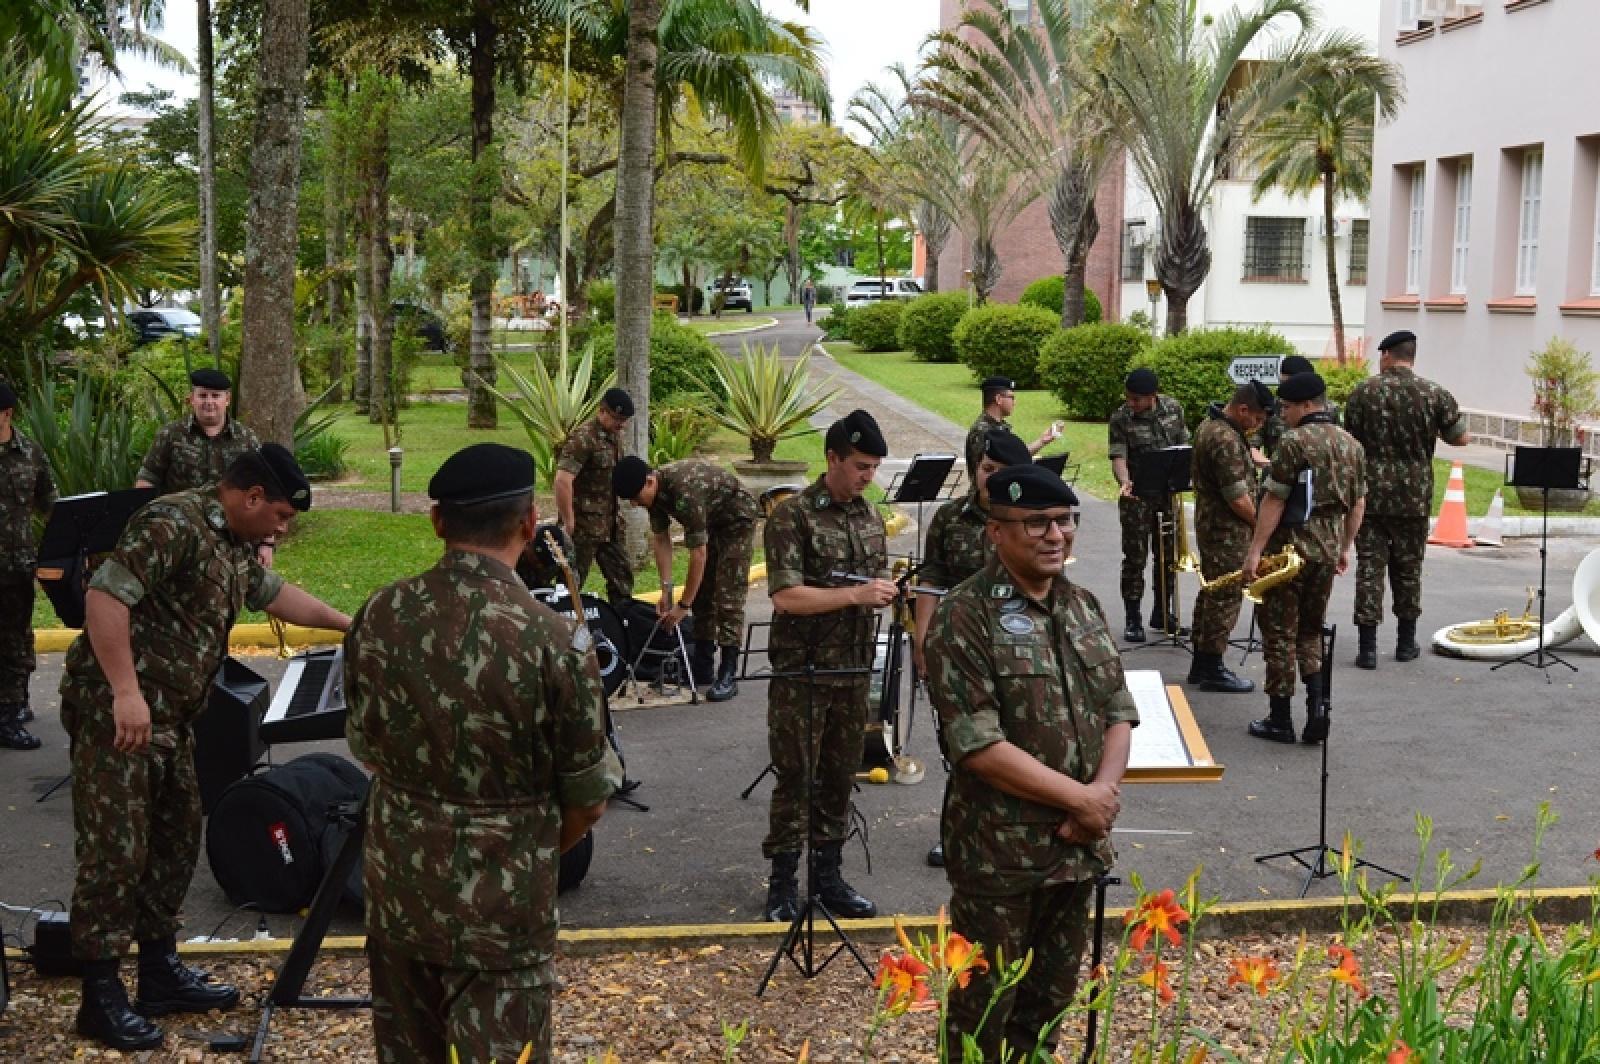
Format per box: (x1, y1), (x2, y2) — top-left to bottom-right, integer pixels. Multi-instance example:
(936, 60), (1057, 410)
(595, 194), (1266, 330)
(1170, 493), (1200, 575)
(1200, 546), (1303, 603)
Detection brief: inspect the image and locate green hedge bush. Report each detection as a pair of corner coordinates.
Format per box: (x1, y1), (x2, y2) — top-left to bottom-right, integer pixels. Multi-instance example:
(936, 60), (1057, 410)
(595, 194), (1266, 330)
(896, 292), (970, 363)
(952, 303), (1060, 389)
(1323, 360), (1371, 405)
(586, 318), (724, 402)
(1133, 326), (1299, 428)
(587, 279), (617, 323)
(846, 300), (906, 352)
(1019, 276), (1103, 324)
(1039, 323), (1154, 421)
(820, 302), (852, 341)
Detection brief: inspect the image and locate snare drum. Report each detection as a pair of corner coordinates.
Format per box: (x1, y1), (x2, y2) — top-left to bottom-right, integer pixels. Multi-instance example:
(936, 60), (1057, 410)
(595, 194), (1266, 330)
(532, 588), (631, 696)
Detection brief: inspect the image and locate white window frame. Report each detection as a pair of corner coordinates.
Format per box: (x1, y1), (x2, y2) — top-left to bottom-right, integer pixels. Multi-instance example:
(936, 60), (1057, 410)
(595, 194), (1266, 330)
(1516, 148), (1543, 297)
(1591, 175), (1600, 297)
(1405, 166), (1425, 295)
(1450, 162), (1472, 295)
(1398, 0), (1418, 31)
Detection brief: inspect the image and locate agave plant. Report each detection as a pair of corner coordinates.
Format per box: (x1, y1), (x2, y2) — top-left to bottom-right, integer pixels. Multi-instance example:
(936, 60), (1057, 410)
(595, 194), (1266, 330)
(482, 345), (615, 484)
(702, 342), (839, 464)
(15, 359), (157, 498)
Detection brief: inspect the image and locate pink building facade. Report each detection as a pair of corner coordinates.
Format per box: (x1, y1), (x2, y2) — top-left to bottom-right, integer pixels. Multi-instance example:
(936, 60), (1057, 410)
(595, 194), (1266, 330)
(1367, 0), (1600, 435)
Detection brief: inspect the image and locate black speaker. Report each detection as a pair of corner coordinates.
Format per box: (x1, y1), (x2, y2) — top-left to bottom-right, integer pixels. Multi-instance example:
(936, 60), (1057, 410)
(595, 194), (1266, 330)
(193, 657), (269, 815)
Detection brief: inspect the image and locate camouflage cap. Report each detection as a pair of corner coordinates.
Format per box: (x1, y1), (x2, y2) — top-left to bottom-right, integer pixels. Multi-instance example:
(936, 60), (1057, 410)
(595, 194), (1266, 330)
(612, 454), (651, 499)
(987, 464), (1078, 509)
(429, 443), (535, 505)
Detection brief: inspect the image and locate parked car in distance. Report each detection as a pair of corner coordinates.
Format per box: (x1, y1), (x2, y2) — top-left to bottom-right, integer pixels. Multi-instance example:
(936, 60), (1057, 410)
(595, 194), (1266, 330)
(128, 307), (203, 345)
(392, 301), (449, 351)
(706, 277), (754, 313)
(843, 278), (923, 308)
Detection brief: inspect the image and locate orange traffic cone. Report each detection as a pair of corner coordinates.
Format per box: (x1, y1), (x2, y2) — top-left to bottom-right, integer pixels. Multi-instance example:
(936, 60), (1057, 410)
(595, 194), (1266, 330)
(1428, 460), (1475, 548)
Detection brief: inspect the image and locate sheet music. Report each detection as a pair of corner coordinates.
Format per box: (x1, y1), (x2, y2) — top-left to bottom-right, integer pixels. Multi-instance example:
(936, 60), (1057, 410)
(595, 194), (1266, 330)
(1125, 669), (1199, 771)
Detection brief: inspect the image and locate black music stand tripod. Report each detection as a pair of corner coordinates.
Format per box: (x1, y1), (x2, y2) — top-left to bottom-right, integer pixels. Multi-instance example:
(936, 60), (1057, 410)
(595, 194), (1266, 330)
(1126, 447), (1194, 654)
(1493, 446), (1589, 681)
(1253, 626), (1408, 898)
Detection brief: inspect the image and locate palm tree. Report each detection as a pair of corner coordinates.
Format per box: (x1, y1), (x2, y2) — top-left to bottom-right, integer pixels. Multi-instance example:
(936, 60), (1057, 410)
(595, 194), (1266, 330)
(1085, 0), (1325, 334)
(921, 0), (1117, 327)
(614, 0), (664, 462)
(1248, 35), (1403, 363)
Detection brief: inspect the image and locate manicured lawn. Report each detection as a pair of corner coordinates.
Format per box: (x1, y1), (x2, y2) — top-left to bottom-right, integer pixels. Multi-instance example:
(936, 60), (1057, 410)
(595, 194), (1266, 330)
(325, 401), (534, 492)
(1437, 459), (1600, 518)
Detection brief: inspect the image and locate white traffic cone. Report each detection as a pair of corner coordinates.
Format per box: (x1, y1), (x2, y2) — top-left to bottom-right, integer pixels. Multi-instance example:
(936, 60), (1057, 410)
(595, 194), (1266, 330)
(1475, 487), (1505, 548)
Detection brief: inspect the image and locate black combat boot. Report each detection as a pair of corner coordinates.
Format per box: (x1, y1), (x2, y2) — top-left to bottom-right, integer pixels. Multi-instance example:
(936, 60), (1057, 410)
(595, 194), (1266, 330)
(16, 702), (33, 723)
(708, 645), (740, 702)
(1395, 619), (1421, 662)
(0, 703), (40, 750)
(1301, 674), (1328, 744)
(1355, 625), (1378, 670)
(1248, 695), (1298, 744)
(77, 960), (163, 1050)
(690, 639), (718, 686)
(134, 936), (240, 1015)
(816, 842), (877, 918)
(764, 852), (800, 923)
(1187, 652), (1254, 693)
(1123, 599), (1146, 643)
(926, 842), (945, 868)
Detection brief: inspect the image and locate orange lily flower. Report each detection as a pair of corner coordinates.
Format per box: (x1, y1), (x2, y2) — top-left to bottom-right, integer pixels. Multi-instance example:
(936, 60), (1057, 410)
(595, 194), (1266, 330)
(1387, 1041), (1412, 1064)
(1135, 959), (1175, 1003)
(1125, 888), (1191, 952)
(1226, 955), (1281, 997)
(1326, 944), (1367, 997)
(875, 951), (934, 1015)
(942, 932), (990, 989)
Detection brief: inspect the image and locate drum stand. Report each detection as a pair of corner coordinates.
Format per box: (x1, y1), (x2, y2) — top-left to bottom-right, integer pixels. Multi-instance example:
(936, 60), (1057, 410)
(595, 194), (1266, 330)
(623, 615), (701, 704)
(1231, 606), (1263, 664)
(1253, 627), (1408, 898)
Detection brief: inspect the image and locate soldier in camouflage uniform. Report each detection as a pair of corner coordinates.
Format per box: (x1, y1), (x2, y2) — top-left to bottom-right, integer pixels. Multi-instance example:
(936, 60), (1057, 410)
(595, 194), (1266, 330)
(925, 463), (1138, 1060)
(1260, 355), (1340, 460)
(346, 444), (621, 1064)
(62, 446), (349, 1051)
(1108, 368), (1190, 642)
(1343, 330), (1468, 669)
(0, 380), (57, 748)
(1187, 383), (1272, 695)
(555, 387), (634, 602)
(965, 375), (1060, 474)
(1242, 374), (1366, 745)
(761, 410), (893, 923)
(613, 455), (760, 701)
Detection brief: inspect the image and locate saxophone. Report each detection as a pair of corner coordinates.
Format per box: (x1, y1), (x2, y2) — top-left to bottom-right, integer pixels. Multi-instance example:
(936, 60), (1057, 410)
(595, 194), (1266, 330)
(1200, 546), (1303, 604)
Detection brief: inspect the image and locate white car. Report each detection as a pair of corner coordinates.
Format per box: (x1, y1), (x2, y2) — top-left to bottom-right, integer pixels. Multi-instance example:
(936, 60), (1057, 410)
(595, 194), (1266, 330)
(844, 278), (923, 308)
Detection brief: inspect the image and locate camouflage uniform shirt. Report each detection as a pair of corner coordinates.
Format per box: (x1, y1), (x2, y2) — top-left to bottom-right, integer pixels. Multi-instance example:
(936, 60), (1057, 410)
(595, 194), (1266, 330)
(1264, 418), (1367, 563)
(136, 415), (261, 494)
(1191, 407), (1256, 553)
(646, 460), (760, 546)
(765, 476), (888, 683)
(1107, 395), (1189, 464)
(926, 557), (1140, 897)
(558, 417), (624, 538)
(60, 491), (283, 743)
(1260, 400), (1339, 459)
(920, 494), (991, 591)
(966, 412), (1009, 473)
(1343, 366), (1466, 517)
(345, 550), (622, 971)
(0, 429), (57, 579)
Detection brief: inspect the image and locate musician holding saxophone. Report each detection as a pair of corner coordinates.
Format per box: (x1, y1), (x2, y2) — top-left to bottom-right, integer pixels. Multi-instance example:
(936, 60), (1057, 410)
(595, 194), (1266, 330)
(1240, 373), (1366, 745)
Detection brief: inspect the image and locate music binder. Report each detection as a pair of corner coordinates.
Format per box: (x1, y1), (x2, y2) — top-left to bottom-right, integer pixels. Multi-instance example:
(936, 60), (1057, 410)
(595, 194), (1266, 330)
(1282, 469), (1313, 527)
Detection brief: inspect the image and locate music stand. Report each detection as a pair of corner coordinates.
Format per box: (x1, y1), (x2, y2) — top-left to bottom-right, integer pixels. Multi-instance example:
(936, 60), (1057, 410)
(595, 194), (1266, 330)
(887, 453), (960, 570)
(1127, 447), (1193, 652)
(1253, 626), (1408, 898)
(34, 488), (157, 627)
(1495, 447), (1588, 680)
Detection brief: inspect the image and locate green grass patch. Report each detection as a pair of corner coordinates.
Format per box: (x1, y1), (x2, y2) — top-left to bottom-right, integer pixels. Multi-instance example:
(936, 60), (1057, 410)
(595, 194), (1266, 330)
(1435, 459), (1600, 517)
(325, 401), (532, 492)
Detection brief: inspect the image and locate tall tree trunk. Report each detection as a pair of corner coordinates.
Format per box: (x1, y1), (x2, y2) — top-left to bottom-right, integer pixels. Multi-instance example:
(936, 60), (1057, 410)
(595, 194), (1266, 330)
(924, 232), (945, 294)
(323, 87), (348, 401)
(1322, 168), (1346, 365)
(354, 222), (372, 414)
(782, 202), (803, 300)
(240, 0), (310, 445)
(1061, 205), (1099, 329)
(972, 237), (1000, 304)
(875, 216), (887, 288)
(615, 0), (662, 465)
(1155, 201), (1210, 337)
(1046, 164), (1099, 329)
(196, 0), (221, 365)
(366, 92), (394, 426)
(465, 3), (498, 429)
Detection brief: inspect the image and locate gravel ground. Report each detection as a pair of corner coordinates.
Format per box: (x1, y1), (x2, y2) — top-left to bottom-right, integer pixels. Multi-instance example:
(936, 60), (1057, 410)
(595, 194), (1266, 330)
(0, 925), (1484, 1063)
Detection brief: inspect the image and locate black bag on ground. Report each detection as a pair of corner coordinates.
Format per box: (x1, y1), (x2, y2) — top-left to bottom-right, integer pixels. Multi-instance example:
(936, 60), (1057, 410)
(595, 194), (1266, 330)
(206, 753), (367, 914)
(617, 597), (703, 682)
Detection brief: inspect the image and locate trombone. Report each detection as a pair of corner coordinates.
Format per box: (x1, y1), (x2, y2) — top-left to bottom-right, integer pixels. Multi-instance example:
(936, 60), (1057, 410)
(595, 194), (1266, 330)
(1151, 491), (1200, 638)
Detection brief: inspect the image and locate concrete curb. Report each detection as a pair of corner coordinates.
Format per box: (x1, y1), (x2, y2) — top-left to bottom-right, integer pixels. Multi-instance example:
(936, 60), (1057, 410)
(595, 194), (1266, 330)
(688, 317), (780, 338)
(1467, 515), (1600, 538)
(8, 885), (1590, 962)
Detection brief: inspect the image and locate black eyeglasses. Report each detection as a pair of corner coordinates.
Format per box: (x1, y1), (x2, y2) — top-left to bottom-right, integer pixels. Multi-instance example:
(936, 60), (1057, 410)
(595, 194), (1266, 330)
(995, 513), (1081, 538)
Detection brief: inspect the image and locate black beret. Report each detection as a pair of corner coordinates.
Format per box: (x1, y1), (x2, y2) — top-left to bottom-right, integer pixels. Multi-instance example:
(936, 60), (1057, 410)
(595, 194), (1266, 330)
(0, 381), (15, 411)
(189, 368), (232, 391)
(1378, 330), (1416, 352)
(982, 430), (1032, 468)
(987, 464), (1078, 510)
(258, 442), (313, 512)
(429, 443), (536, 506)
(601, 387), (634, 418)
(980, 376), (1015, 393)
(612, 455), (651, 499)
(831, 409), (887, 457)
(1249, 380), (1276, 412)
(1278, 355), (1315, 377)
(1125, 368), (1158, 396)
(1277, 372), (1327, 402)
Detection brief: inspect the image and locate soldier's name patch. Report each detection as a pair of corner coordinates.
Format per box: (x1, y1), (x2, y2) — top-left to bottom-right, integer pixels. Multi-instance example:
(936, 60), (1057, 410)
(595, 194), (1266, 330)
(999, 614), (1036, 635)
(998, 597), (1027, 614)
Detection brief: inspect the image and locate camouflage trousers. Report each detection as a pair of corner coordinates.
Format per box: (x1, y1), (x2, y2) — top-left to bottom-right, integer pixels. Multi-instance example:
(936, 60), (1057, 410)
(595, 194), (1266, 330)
(571, 529), (634, 604)
(1259, 560), (1337, 697)
(63, 700), (201, 960)
(1191, 533), (1250, 656)
(1118, 496), (1179, 604)
(368, 941), (553, 1064)
(763, 678), (868, 857)
(692, 520), (756, 647)
(1354, 515), (1430, 626)
(0, 576), (36, 704)
(945, 880), (1094, 1059)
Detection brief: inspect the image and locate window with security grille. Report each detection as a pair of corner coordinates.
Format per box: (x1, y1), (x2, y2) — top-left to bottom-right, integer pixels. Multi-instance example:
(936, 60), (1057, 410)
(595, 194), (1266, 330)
(1348, 220), (1369, 285)
(1243, 217), (1306, 282)
(1406, 166), (1425, 295)
(1516, 148), (1542, 296)
(1122, 222), (1146, 281)
(1451, 162), (1473, 295)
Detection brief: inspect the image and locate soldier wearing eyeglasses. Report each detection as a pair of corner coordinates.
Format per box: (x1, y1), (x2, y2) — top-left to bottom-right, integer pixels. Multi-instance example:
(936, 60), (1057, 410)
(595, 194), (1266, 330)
(925, 464), (1138, 1060)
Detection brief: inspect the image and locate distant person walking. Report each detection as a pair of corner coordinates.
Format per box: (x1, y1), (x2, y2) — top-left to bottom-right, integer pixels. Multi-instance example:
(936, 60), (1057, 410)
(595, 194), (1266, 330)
(801, 280), (817, 324)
